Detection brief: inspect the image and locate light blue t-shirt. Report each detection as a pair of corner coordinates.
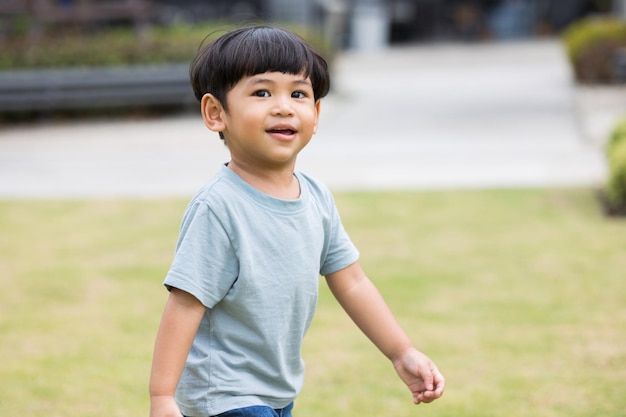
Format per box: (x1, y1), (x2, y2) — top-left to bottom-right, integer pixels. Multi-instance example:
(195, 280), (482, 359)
(163, 165), (359, 417)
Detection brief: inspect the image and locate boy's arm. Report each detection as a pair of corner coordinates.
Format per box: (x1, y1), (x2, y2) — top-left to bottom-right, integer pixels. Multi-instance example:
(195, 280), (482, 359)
(325, 261), (445, 405)
(149, 287), (206, 417)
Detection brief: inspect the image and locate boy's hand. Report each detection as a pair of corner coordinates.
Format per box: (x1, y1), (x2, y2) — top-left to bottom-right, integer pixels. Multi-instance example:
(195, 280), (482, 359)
(392, 347), (445, 405)
(149, 395), (182, 417)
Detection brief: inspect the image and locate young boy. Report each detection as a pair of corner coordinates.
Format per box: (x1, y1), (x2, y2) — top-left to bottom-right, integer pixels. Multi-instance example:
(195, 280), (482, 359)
(149, 25), (445, 417)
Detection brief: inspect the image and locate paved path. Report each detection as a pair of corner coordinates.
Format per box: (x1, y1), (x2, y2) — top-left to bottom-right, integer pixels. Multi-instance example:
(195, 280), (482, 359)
(0, 40), (609, 198)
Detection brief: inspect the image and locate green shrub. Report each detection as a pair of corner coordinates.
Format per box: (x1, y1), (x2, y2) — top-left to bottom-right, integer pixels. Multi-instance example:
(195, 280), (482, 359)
(607, 117), (626, 155)
(0, 24), (216, 69)
(606, 133), (626, 210)
(604, 117), (626, 212)
(0, 22), (333, 70)
(562, 16), (626, 83)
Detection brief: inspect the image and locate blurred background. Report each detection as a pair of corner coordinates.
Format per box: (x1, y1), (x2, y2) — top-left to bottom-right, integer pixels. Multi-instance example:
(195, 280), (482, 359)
(0, 0), (621, 45)
(0, 0), (625, 200)
(0, 0), (624, 118)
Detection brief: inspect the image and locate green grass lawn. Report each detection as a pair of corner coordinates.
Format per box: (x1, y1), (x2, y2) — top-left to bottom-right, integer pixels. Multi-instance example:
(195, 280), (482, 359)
(1, 189), (624, 417)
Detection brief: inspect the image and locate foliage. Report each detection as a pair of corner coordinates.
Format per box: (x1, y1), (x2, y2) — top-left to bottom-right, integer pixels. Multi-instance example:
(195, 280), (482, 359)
(1, 190), (625, 417)
(0, 22), (332, 70)
(606, 132), (626, 211)
(606, 116), (626, 154)
(562, 16), (626, 83)
(602, 117), (626, 213)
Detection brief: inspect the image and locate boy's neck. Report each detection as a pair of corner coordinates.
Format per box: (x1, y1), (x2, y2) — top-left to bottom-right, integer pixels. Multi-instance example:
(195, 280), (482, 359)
(227, 160), (301, 200)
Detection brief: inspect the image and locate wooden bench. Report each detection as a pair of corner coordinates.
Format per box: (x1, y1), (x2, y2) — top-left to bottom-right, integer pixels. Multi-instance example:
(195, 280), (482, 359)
(0, 64), (196, 112)
(614, 48), (626, 84)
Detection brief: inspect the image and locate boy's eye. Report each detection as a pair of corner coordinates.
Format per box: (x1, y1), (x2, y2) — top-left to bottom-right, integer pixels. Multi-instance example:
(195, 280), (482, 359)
(253, 90), (270, 97)
(292, 91), (307, 99)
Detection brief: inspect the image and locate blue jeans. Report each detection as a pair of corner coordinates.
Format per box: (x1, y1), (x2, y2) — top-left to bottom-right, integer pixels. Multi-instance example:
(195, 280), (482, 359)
(186, 402), (294, 417)
(215, 403), (293, 417)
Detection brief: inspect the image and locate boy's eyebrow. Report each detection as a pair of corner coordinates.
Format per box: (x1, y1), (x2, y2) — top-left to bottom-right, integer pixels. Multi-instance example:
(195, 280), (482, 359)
(293, 78), (313, 87)
(246, 76), (312, 87)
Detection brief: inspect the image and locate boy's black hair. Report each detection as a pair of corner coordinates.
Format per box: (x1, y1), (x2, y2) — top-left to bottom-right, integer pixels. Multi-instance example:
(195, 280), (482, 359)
(190, 25), (331, 111)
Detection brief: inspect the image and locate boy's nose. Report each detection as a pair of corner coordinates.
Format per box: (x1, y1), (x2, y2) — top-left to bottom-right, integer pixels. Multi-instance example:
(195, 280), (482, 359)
(271, 96), (295, 116)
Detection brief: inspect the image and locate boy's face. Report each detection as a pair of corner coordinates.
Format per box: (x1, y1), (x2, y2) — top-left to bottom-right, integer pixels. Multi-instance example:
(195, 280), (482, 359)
(210, 71), (320, 171)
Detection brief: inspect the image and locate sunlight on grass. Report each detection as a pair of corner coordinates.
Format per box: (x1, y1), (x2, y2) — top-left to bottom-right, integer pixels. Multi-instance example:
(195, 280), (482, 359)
(0, 189), (624, 417)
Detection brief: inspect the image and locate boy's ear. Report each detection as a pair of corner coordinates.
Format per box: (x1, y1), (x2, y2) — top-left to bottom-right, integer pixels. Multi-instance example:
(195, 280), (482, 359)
(312, 99), (321, 134)
(200, 93), (226, 134)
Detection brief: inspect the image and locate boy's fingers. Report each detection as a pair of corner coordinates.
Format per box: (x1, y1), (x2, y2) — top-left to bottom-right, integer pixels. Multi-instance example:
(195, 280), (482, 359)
(413, 392), (421, 404)
(417, 367), (445, 404)
(433, 368), (445, 394)
(421, 363), (436, 391)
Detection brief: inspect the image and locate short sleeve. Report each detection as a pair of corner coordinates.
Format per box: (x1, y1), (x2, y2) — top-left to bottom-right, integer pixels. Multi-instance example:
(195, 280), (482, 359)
(318, 191), (360, 277)
(163, 200), (239, 308)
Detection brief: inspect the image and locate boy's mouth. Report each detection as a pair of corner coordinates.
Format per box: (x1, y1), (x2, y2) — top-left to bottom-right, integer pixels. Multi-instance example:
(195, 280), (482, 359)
(267, 128), (296, 135)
